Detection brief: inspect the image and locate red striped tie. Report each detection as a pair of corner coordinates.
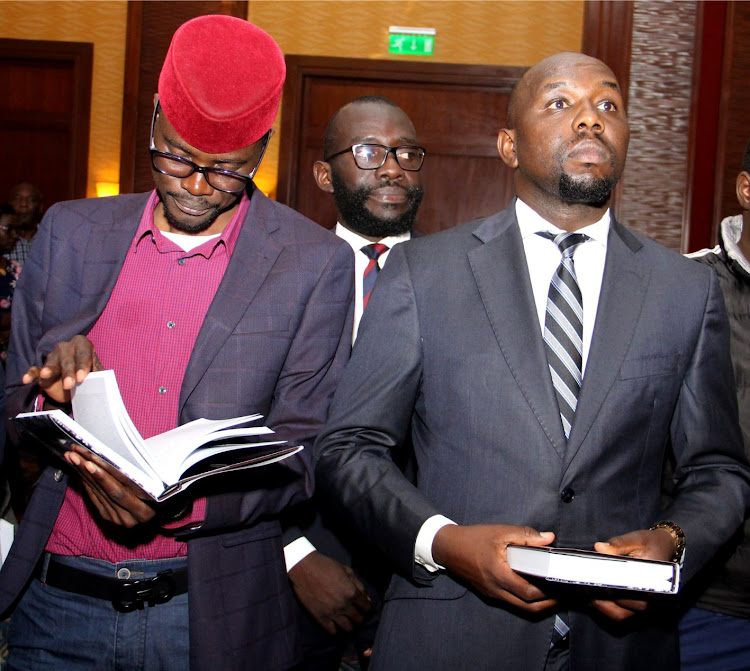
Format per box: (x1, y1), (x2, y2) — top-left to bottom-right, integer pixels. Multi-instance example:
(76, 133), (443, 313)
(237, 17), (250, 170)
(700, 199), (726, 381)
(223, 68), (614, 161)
(361, 243), (388, 310)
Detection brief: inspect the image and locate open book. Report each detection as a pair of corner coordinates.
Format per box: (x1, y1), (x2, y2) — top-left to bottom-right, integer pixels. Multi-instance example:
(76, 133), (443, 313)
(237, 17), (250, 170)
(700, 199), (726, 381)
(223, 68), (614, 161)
(13, 370), (303, 501)
(506, 545), (680, 594)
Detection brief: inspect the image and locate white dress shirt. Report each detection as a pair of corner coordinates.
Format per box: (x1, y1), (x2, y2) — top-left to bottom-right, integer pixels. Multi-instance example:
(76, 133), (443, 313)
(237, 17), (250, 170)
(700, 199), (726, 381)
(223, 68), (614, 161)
(414, 199), (611, 572)
(335, 223), (412, 344)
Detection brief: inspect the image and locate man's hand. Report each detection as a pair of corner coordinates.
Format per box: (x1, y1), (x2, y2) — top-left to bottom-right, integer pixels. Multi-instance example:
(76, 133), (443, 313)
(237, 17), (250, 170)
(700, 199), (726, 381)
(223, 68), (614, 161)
(22, 335), (103, 404)
(288, 551), (371, 634)
(433, 524), (557, 612)
(64, 444), (157, 528)
(590, 528), (676, 621)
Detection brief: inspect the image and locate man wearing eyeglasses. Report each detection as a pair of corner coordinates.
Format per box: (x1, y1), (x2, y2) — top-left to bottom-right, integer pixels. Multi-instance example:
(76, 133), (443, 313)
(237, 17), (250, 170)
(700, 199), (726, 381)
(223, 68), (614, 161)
(314, 96), (425, 342)
(0, 16), (353, 671)
(282, 98), (424, 671)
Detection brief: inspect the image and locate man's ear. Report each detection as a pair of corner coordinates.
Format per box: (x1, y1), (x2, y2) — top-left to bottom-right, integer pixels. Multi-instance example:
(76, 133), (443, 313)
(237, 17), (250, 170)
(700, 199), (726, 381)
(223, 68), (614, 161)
(497, 129), (518, 169)
(737, 171), (750, 212)
(313, 161), (334, 193)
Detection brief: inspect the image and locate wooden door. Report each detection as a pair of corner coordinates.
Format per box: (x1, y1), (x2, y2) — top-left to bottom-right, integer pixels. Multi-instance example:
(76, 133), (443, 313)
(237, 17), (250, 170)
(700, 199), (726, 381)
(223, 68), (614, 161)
(278, 56), (525, 234)
(0, 38), (92, 207)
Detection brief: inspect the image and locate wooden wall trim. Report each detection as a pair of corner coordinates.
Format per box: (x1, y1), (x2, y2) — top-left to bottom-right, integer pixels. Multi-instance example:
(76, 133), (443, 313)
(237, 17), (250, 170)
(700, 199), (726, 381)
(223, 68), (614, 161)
(582, 0), (633, 106)
(119, 1), (143, 196)
(683, 1), (728, 252)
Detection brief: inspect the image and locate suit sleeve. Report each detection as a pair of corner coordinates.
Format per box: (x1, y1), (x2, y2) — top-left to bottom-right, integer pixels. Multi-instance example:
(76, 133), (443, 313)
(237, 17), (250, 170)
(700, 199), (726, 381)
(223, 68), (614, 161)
(200, 240), (355, 534)
(314, 244), (442, 580)
(664, 268), (750, 579)
(5, 206), (56, 420)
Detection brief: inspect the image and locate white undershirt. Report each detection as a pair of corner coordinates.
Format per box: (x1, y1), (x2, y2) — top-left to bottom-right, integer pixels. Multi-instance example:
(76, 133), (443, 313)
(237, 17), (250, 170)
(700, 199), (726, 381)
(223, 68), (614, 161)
(415, 199), (611, 571)
(160, 230), (220, 251)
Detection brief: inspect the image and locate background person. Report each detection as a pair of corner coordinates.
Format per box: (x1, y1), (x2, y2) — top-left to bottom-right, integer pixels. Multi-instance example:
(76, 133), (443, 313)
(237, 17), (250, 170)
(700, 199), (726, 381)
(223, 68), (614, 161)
(678, 140), (750, 670)
(7, 182), (42, 268)
(286, 97), (425, 671)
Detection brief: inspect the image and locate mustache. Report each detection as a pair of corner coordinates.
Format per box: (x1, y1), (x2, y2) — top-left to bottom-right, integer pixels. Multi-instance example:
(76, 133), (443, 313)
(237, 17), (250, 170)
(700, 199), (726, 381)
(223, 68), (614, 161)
(363, 179), (423, 197)
(566, 132), (614, 154)
(165, 192), (218, 210)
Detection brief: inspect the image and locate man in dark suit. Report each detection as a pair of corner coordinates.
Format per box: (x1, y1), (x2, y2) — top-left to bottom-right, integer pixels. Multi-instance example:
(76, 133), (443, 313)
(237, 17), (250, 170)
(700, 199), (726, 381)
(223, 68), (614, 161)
(1, 15), (353, 671)
(314, 52), (750, 670)
(286, 97), (425, 670)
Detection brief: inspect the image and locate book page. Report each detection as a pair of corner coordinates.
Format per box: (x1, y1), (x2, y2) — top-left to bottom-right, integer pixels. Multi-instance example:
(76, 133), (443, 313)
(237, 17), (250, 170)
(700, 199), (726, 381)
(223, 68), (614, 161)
(143, 415), (264, 480)
(70, 371), (155, 469)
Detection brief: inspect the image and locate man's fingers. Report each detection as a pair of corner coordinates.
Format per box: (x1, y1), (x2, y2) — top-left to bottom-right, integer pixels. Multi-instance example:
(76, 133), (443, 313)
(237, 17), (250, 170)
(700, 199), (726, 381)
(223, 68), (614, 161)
(498, 589), (558, 613)
(517, 527), (556, 547)
(590, 598), (638, 621)
(64, 449), (155, 527)
(318, 619), (337, 636)
(22, 366), (41, 385)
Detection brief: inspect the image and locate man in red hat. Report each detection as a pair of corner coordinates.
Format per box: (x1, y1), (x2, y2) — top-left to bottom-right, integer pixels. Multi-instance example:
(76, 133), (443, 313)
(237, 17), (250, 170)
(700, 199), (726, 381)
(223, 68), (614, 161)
(0, 15), (353, 671)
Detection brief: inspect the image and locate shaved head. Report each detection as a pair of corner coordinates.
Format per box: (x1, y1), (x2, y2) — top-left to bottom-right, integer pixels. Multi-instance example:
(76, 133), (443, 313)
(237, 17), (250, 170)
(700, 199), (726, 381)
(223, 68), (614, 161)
(506, 53), (620, 129)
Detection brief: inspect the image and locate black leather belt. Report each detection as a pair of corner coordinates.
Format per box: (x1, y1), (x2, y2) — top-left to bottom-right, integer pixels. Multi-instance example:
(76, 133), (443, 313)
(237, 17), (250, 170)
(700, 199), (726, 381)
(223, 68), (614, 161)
(39, 556), (188, 612)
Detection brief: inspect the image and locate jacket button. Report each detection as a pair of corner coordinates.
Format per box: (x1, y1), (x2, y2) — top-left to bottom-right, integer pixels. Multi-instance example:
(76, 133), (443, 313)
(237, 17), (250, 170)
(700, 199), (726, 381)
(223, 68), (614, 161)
(54, 469), (64, 482)
(560, 487), (575, 503)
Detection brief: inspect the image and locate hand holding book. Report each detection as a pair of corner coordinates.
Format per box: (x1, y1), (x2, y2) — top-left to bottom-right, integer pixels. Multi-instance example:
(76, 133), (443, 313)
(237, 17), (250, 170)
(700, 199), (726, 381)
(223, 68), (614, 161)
(64, 443), (162, 527)
(15, 370), (303, 503)
(589, 528), (682, 621)
(507, 528), (682, 622)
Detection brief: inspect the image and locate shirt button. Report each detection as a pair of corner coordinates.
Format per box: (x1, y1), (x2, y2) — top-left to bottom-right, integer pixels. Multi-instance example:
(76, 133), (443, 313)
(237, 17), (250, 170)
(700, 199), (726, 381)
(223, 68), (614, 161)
(560, 487), (575, 503)
(158, 386), (167, 395)
(167, 321), (176, 329)
(178, 258), (185, 266)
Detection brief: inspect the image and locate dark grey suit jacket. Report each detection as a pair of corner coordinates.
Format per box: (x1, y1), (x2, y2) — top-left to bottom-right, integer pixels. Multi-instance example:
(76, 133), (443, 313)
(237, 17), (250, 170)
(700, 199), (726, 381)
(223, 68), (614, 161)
(2, 190), (354, 671)
(315, 203), (750, 670)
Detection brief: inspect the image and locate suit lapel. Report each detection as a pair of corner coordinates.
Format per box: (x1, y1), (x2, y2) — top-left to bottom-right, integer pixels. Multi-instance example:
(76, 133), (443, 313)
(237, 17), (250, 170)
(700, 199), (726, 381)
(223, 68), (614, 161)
(179, 191), (283, 411)
(468, 207), (568, 457)
(79, 196), (148, 330)
(563, 218), (651, 467)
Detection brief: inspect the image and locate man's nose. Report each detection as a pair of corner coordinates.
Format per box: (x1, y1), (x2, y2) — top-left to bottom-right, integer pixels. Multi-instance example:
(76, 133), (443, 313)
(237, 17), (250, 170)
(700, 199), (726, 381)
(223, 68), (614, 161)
(180, 171), (213, 196)
(375, 149), (405, 179)
(573, 102), (604, 134)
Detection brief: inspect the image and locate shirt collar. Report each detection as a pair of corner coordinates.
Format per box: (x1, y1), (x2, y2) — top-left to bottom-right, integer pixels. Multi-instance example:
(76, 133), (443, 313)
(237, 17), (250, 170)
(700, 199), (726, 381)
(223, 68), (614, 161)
(515, 197), (611, 247)
(719, 214), (750, 276)
(335, 222), (411, 253)
(133, 189), (249, 257)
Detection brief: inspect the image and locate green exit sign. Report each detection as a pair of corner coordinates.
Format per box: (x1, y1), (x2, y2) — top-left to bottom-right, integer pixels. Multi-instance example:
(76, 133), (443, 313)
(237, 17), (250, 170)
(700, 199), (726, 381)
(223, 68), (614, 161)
(389, 27), (436, 56)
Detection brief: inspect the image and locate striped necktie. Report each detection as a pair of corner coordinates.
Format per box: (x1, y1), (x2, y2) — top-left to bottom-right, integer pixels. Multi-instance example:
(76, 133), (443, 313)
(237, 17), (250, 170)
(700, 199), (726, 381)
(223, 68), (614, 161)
(538, 231), (589, 439)
(361, 243), (388, 310)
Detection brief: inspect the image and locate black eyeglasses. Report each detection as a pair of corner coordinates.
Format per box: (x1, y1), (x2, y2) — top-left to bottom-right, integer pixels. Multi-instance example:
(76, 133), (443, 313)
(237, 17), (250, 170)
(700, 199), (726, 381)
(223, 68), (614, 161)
(324, 143), (426, 171)
(149, 102), (272, 193)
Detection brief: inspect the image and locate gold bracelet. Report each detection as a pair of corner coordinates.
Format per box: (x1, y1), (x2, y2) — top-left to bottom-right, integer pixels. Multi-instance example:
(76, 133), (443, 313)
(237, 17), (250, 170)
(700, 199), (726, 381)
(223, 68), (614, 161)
(649, 520), (685, 564)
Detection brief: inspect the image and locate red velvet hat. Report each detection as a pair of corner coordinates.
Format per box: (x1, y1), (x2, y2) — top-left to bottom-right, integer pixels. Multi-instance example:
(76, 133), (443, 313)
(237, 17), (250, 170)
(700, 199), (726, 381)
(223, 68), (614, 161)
(158, 15), (285, 153)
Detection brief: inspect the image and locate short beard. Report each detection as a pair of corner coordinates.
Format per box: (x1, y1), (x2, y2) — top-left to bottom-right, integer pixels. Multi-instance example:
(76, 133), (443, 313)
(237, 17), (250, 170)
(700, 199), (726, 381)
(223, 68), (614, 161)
(158, 189), (229, 234)
(558, 172), (617, 208)
(331, 172), (424, 238)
